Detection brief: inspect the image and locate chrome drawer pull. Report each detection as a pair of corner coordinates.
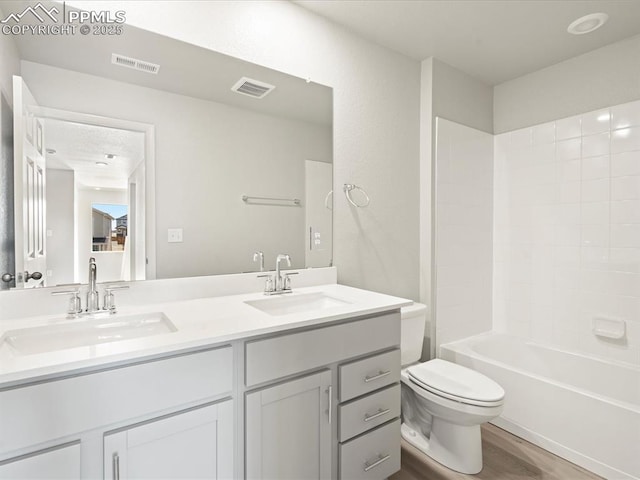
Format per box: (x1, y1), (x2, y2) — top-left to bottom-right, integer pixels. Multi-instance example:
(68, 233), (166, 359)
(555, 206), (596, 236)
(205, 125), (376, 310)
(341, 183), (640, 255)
(364, 370), (391, 383)
(364, 454), (391, 472)
(364, 408), (391, 422)
(113, 453), (120, 480)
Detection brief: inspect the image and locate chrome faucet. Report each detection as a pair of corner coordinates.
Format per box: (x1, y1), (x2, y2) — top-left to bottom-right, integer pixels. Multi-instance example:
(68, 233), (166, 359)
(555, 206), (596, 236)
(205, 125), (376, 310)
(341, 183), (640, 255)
(275, 254), (291, 291)
(258, 254), (297, 295)
(253, 251), (265, 272)
(86, 257), (100, 312)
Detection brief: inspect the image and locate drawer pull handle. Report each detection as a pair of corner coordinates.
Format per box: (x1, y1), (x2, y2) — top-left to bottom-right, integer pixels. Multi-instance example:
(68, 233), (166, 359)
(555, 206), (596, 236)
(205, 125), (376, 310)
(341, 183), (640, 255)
(364, 370), (391, 383)
(327, 385), (333, 424)
(364, 408), (391, 422)
(113, 453), (120, 480)
(364, 454), (391, 472)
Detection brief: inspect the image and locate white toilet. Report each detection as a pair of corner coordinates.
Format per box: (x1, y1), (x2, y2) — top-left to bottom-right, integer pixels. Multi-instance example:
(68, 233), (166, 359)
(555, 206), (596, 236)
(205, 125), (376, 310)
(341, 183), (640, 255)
(400, 303), (505, 474)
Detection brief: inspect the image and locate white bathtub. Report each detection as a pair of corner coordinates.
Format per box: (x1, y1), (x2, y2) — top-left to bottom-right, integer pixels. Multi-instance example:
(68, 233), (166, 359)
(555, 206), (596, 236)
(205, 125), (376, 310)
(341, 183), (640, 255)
(441, 333), (640, 480)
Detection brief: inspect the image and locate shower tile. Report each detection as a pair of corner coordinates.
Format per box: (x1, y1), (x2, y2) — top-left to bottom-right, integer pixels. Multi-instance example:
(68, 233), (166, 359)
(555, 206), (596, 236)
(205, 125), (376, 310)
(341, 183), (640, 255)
(581, 109), (610, 136)
(611, 151), (640, 177)
(612, 200), (640, 224)
(611, 224), (640, 248)
(557, 159), (581, 182)
(510, 127), (532, 150)
(582, 132), (610, 158)
(611, 126), (640, 154)
(581, 155), (609, 180)
(611, 99), (640, 130)
(556, 138), (581, 161)
(581, 179), (609, 203)
(609, 248), (640, 273)
(580, 246), (610, 265)
(580, 225), (609, 247)
(559, 182), (581, 203)
(611, 175), (640, 200)
(556, 115), (582, 140)
(532, 122), (555, 144)
(581, 202), (609, 225)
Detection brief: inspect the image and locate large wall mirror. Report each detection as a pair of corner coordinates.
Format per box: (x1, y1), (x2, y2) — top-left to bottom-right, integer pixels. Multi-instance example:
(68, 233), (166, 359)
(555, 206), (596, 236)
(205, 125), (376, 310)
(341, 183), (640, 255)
(0, 1), (333, 291)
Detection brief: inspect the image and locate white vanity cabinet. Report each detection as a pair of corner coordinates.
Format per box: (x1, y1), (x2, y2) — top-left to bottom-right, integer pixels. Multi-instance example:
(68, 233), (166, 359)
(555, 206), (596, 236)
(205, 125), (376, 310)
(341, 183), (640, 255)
(0, 442), (81, 479)
(244, 310), (401, 480)
(104, 400), (233, 480)
(245, 371), (332, 479)
(0, 345), (234, 480)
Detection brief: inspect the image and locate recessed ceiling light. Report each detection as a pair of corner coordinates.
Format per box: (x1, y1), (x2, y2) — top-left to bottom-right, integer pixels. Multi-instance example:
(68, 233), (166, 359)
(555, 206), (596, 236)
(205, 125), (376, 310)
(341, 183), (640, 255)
(96, 161), (109, 167)
(567, 13), (608, 35)
(46, 148), (56, 154)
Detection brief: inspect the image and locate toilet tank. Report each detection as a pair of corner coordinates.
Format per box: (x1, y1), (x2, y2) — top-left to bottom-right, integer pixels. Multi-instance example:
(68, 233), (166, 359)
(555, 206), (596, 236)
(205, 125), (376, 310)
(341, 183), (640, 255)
(400, 302), (428, 365)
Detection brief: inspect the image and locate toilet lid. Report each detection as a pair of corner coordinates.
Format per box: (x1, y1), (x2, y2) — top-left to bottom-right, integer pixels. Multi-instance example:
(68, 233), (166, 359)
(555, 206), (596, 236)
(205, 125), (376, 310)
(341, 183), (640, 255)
(407, 359), (504, 406)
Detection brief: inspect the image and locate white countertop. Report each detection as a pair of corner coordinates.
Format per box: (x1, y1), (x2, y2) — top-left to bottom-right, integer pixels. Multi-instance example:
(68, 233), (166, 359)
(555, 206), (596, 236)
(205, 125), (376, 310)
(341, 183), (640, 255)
(0, 284), (411, 388)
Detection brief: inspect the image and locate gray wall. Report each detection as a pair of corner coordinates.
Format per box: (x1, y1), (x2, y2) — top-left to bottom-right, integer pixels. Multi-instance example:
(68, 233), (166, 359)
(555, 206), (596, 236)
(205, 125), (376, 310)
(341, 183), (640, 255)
(432, 59), (494, 134)
(22, 61), (331, 279)
(494, 34), (640, 133)
(67, 0), (422, 300)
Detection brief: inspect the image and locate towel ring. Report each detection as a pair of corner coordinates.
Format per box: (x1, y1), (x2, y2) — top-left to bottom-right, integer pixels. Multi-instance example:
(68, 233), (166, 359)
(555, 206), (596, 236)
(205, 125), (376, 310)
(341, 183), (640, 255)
(343, 184), (370, 208)
(324, 190), (333, 210)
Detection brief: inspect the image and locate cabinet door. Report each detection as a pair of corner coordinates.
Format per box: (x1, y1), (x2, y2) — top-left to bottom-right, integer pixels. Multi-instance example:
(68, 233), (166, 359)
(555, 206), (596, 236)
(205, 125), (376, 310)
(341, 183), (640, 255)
(104, 400), (233, 480)
(245, 370), (332, 480)
(0, 442), (81, 479)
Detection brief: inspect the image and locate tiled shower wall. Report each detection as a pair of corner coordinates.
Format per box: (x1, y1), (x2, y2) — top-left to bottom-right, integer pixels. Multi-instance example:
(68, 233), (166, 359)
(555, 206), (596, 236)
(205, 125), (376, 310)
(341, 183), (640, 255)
(494, 101), (640, 365)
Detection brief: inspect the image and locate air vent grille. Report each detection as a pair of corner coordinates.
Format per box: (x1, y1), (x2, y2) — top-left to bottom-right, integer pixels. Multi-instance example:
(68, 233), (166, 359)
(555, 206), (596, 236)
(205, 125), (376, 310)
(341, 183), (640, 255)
(231, 77), (275, 99)
(111, 53), (160, 75)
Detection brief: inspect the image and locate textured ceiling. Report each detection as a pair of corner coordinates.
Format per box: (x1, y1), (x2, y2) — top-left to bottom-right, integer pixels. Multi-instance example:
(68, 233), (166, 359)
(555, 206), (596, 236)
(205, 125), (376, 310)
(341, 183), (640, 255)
(295, 0), (640, 85)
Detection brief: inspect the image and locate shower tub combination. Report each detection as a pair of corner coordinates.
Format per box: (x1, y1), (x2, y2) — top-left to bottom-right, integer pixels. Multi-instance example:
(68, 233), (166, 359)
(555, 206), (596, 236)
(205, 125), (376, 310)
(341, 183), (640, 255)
(441, 333), (640, 480)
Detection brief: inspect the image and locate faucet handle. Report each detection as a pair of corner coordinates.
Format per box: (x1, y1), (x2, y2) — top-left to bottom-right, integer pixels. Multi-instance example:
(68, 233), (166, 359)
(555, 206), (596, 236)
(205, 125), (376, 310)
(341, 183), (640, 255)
(257, 274), (274, 293)
(103, 285), (129, 314)
(282, 272), (299, 291)
(52, 288), (82, 318)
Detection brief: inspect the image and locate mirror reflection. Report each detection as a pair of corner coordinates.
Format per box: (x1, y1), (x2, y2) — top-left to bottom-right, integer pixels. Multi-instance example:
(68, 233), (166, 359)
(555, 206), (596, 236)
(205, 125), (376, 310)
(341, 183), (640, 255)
(0, 4), (333, 291)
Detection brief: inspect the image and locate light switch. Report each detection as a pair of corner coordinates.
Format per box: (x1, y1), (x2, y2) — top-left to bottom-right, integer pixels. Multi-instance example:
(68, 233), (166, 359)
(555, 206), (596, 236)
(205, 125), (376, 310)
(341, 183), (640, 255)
(168, 228), (183, 243)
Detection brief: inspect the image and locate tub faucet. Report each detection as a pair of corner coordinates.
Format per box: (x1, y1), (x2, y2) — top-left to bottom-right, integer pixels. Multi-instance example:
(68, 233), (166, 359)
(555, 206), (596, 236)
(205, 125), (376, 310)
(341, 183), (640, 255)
(87, 257), (100, 312)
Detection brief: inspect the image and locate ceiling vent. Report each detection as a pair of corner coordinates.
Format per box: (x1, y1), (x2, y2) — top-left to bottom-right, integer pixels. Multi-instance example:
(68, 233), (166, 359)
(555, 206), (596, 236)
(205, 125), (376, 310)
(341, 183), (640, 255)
(111, 53), (160, 75)
(231, 77), (275, 99)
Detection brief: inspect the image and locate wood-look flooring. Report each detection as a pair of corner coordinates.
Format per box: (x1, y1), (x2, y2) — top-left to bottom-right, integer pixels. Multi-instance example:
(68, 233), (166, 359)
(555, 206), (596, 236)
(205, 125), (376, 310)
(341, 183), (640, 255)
(389, 424), (604, 480)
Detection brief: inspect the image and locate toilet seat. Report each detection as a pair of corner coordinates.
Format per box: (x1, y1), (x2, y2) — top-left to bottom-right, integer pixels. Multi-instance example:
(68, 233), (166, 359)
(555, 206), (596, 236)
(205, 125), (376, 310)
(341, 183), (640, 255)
(407, 359), (504, 407)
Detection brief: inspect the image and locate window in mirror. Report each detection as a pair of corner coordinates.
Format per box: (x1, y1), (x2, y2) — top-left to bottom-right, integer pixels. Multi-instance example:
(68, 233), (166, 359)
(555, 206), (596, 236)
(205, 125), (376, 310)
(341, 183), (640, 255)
(92, 203), (127, 252)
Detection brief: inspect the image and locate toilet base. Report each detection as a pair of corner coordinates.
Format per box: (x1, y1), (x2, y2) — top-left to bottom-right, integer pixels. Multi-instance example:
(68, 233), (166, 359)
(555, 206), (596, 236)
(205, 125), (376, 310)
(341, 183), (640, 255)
(401, 417), (483, 474)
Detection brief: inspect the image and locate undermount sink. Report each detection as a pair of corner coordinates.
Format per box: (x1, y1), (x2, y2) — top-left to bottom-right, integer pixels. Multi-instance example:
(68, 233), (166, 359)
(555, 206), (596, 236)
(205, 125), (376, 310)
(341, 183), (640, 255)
(245, 292), (351, 316)
(1, 312), (177, 355)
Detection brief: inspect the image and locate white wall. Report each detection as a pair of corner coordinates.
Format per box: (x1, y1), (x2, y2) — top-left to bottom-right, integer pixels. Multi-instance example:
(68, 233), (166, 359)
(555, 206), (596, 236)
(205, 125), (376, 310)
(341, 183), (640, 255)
(435, 118), (493, 348)
(21, 61), (331, 279)
(46, 169), (75, 286)
(494, 101), (640, 365)
(67, 0), (421, 300)
(494, 34), (640, 134)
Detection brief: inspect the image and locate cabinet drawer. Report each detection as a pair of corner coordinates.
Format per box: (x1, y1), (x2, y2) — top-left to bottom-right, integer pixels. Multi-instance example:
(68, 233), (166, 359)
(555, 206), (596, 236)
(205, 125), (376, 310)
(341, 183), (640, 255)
(339, 349), (400, 402)
(0, 346), (232, 454)
(245, 311), (399, 387)
(339, 419), (401, 480)
(338, 384), (400, 442)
